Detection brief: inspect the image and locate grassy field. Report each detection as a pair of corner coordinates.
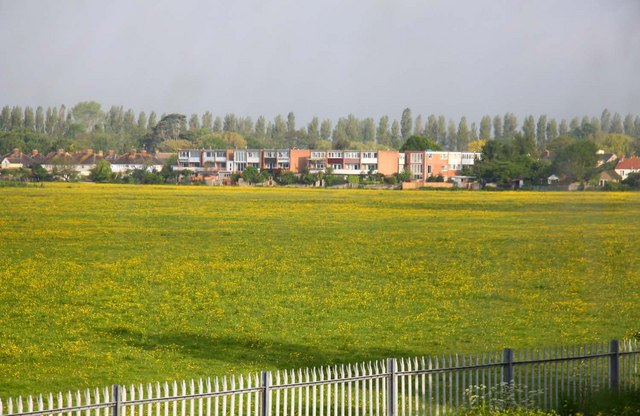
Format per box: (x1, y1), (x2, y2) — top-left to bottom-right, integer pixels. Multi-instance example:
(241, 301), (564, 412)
(1, 184), (639, 398)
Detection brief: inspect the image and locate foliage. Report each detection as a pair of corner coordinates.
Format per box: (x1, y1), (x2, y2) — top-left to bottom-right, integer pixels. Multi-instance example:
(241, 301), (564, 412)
(551, 138), (598, 182)
(274, 171), (297, 185)
(426, 174), (445, 182)
(157, 139), (194, 152)
(242, 166), (260, 184)
(89, 160), (113, 182)
(468, 139), (487, 153)
(30, 163), (49, 181)
(399, 135), (443, 151)
(397, 167), (412, 182)
(464, 383), (543, 412)
(621, 171), (640, 189)
(559, 389), (640, 416)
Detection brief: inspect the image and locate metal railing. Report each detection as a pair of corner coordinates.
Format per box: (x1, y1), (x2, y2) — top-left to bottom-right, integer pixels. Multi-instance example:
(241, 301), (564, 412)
(2, 339), (638, 416)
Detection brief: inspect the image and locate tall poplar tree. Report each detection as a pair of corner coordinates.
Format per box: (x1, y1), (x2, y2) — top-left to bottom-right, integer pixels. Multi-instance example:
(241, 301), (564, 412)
(35, 106), (45, 132)
(377, 115), (390, 146)
(400, 108), (412, 140)
(447, 119), (457, 150)
(503, 113), (518, 139)
(427, 115), (438, 140)
(522, 115), (535, 142)
(479, 115), (492, 140)
(390, 120), (401, 148)
(320, 119), (332, 141)
(362, 118), (376, 143)
(559, 119), (569, 136)
(255, 116), (267, 142)
(493, 115), (503, 139)
(436, 116), (447, 146)
(470, 122), (478, 141)
(213, 116), (222, 132)
(286, 112), (296, 147)
(24, 106), (35, 130)
(306, 117), (320, 148)
(137, 112), (147, 130)
(413, 114), (423, 136)
(223, 113), (238, 132)
(457, 117), (470, 151)
(536, 115), (547, 149)
(623, 113), (634, 136)
(611, 113), (623, 134)
(1, 106), (11, 130)
(202, 111), (213, 131)
(600, 109), (611, 133)
(148, 112), (157, 130)
(569, 117), (579, 131)
(10, 106), (23, 129)
(546, 119), (558, 142)
(189, 114), (200, 131)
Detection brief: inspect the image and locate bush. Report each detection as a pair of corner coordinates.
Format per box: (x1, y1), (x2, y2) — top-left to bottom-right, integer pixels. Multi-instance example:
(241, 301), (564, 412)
(275, 171), (297, 185)
(384, 175), (398, 185)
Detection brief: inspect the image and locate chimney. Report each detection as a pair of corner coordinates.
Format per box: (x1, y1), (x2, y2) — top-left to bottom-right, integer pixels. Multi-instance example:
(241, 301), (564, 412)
(31, 149), (39, 156)
(130, 149), (136, 157)
(108, 150), (115, 157)
(86, 149), (93, 155)
(97, 150), (104, 157)
(13, 148), (20, 155)
(57, 148), (64, 155)
(141, 149), (148, 157)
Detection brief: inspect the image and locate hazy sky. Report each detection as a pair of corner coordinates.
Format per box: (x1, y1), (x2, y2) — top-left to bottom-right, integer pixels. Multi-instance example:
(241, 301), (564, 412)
(1, 0), (639, 124)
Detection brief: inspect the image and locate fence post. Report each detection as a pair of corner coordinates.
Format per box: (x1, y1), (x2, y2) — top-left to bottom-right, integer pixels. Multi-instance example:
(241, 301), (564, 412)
(112, 385), (122, 416)
(502, 349), (514, 385)
(609, 340), (620, 391)
(387, 358), (397, 416)
(261, 371), (271, 416)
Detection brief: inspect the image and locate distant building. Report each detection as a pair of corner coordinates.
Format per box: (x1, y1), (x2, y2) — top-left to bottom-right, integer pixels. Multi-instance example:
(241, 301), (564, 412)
(615, 157), (640, 180)
(174, 148), (481, 181)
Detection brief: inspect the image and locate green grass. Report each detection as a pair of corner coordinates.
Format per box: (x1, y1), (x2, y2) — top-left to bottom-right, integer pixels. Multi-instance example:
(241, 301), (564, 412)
(1, 184), (639, 397)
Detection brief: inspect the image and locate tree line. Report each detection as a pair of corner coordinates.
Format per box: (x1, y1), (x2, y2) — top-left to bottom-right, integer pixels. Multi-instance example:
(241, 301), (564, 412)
(2, 102), (640, 159)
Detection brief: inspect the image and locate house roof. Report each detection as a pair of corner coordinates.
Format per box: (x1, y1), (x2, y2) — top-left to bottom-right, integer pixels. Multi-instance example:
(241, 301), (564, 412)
(112, 150), (162, 166)
(615, 157), (640, 170)
(1, 149), (35, 167)
(599, 170), (621, 181)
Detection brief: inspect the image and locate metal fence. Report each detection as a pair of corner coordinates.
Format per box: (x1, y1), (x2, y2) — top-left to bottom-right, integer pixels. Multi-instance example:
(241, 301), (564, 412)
(2, 339), (638, 416)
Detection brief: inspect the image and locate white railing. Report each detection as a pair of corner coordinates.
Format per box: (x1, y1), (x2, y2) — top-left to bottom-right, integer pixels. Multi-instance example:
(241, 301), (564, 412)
(2, 339), (638, 416)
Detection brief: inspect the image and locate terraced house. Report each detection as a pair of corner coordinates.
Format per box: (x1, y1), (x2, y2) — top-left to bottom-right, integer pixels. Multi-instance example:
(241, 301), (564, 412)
(176, 148), (481, 181)
(1, 148), (167, 178)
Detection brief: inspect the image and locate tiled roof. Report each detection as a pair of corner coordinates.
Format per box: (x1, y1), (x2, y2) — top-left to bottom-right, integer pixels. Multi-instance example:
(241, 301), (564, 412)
(599, 170), (621, 181)
(112, 151), (161, 165)
(615, 157), (640, 170)
(1, 149), (35, 166)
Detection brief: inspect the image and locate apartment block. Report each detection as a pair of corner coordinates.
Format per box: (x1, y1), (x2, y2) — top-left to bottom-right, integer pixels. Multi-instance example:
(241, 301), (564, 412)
(176, 148), (481, 180)
(404, 150), (481, 180)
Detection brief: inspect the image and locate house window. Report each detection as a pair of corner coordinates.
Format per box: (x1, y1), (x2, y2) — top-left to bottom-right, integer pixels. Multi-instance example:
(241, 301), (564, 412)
(331, 163), (342, 169)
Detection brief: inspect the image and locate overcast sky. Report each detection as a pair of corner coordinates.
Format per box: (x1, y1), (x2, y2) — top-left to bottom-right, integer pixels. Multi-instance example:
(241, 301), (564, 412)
(1, 0), (639, 125)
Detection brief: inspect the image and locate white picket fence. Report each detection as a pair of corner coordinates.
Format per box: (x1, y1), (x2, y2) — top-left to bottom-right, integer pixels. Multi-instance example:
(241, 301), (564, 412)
(1, 339), (638, 416)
